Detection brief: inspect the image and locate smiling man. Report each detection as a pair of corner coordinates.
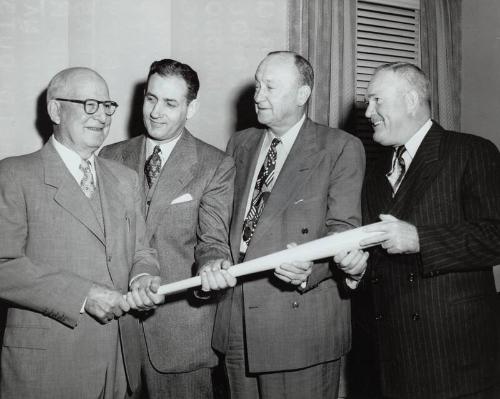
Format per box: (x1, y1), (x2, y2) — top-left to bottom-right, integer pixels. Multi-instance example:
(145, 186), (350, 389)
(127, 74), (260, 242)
(354, 62), (500, 399)
(100, 59), (236, 399)
(212, 51), (367, 399)
(0, 67), (161, 398)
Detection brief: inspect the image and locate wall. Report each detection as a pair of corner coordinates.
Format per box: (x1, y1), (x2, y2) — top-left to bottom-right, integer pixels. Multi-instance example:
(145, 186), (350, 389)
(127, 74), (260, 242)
(461, 0), (500, 289)
(461, 0), (500, 149)
(0, 0), (287, 160)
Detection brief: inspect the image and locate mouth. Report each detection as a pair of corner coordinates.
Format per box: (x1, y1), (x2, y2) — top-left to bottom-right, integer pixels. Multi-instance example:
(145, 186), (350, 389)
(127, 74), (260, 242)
(86, 126), (105, 132)
(150, 120), (166, 127)
(370, 118), (383, 128)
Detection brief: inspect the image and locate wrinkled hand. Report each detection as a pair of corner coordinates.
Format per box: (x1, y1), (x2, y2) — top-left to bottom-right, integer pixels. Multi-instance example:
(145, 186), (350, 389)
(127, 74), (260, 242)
(361, 214), (420, 254)
(274, 243), (313, 286)
(200, 259), (237, 292)
(85, 283), (130, 324)
(126, 275), (164, 311)
(334, 249), (369, 278)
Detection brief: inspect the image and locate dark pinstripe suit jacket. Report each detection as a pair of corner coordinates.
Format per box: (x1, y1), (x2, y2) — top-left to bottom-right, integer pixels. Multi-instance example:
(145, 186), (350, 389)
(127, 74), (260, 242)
(358, 122), (500, 398)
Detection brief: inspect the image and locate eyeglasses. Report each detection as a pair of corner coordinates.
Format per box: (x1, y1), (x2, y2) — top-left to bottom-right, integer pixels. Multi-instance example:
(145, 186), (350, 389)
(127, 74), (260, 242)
(55, 98), (119, 116)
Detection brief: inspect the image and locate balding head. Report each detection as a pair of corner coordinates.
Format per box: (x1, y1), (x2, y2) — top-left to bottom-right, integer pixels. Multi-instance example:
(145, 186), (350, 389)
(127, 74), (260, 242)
(47, 67), (113, 159)
(47, 67), (108, 103)
(254, 51), (313, 136)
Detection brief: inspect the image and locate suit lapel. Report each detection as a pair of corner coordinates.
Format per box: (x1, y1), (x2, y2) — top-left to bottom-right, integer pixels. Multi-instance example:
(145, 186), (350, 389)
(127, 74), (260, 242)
(95, 158), (127, 285)
(120, 136), (147, 188)
(364, 149), (394, 222)
(389, 122), (445, 218)
(246, 119), (324, 251)
(43, 142), (106, 245)
(146, 130), (197, 235)
(230, 129), (265, 260)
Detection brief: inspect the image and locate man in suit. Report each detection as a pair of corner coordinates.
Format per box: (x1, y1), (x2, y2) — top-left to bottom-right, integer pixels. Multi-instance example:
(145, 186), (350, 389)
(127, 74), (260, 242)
(100, 58), (236, 399)
(357, 62), (500, 398)
(0, 67), (161, 398)
(212, 51), (368, 398)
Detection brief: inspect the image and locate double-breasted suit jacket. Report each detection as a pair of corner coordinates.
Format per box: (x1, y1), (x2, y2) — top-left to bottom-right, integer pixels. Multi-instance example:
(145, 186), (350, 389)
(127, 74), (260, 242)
(359, 122), (500, 398)
(213, 118), (366, 372)
(100, 130), (235, 373)
(0, 141), (159, 399)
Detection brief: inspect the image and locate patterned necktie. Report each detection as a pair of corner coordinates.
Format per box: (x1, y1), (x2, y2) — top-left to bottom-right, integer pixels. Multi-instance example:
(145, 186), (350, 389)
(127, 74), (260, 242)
(242, 138), (280, 247)
(145, 145), (162, 188)
(79, 159), (96, 198)
(386, 145), (406, 195)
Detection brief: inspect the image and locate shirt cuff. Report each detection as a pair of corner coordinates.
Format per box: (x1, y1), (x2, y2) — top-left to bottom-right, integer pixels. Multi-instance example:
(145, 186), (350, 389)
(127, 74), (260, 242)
(129, 273), (150, 288)
(80, 297), (87, 314)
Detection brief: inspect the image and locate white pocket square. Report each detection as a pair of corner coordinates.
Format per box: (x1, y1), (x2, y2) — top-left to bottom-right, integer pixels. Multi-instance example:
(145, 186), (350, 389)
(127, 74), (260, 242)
(171, 193), (193, 205)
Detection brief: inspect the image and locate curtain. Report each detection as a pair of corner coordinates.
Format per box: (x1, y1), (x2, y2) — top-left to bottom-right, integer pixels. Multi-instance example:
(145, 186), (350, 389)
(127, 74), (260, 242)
(420, 0), (462, 131)
(288, 0), (356, 129)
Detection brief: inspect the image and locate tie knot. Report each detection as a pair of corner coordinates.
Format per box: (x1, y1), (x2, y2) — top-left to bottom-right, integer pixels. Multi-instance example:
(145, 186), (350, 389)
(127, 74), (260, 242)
(79, 159), (92, 172)
(271, 138), (281, 148)
(152, 145), (161, 156)
(395, 145), (406, 159)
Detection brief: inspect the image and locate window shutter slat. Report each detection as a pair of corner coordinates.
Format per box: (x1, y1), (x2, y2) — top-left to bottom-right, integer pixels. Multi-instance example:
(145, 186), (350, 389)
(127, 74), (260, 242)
(353, 0), (421, 165)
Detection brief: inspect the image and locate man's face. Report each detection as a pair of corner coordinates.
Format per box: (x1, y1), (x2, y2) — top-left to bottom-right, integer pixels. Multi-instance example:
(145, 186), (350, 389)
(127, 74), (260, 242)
(56, 73), (111, 156)
(143, 73), (195, 142)
(254, 55), (303, 134)
(365, 70), (411, 146)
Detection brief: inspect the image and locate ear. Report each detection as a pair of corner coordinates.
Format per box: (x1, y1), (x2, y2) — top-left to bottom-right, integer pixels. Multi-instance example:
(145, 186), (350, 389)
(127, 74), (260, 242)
(404, 89), (419, 115)
(47, 99), (61, 124)
(186, 98), (199, 120)
(297, 85), (311, 107)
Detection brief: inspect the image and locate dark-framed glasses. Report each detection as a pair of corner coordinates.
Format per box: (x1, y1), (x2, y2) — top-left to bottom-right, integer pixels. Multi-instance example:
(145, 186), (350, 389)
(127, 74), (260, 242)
(55, 98), (119, 116)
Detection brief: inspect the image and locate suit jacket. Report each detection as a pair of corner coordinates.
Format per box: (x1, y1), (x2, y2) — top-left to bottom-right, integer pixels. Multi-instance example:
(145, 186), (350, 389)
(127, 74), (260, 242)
(100, 129), (235, 372)
(212, 118), (366, 372)
(0, 141), (159, 399)
(358, 122), (500, 398)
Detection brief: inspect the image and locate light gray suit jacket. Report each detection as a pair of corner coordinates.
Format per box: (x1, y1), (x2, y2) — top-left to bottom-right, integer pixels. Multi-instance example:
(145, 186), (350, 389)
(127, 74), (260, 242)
(213, 118), (365, 372)
(0, 141), (159, 398)
(100, 130), (235, 372)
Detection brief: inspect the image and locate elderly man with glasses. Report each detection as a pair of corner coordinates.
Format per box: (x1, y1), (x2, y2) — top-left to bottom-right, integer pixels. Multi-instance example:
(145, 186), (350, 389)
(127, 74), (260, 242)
(0, 66), (163, 399)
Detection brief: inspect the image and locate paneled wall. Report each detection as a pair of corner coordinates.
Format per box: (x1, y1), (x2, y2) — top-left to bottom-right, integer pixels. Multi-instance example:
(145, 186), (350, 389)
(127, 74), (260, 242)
(0, 0), (287, 160)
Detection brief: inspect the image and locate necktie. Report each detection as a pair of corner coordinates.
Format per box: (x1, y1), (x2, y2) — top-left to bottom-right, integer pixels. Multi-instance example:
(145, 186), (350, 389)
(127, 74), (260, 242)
(145, 145), (162, 188)
(386, 145), (406, 194)
(79, 159), (96, 198)
(242, 138), (280, 248)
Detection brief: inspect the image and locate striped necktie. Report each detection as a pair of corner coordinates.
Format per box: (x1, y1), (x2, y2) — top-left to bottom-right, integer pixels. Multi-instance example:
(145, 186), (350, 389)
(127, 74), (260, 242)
(386, 145), (406, 195)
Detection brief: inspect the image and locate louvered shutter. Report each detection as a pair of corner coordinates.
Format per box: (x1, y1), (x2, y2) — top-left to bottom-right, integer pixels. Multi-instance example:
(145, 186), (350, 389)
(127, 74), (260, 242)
(352, 0), (420, 165)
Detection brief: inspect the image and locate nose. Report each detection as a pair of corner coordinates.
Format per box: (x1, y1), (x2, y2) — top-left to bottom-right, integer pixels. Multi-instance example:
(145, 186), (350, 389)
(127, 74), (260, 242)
(93, 103), (107, 123)
(150, 101), (162, 118)
(365, 101), (374, 119)
(254, 86), (265, 103)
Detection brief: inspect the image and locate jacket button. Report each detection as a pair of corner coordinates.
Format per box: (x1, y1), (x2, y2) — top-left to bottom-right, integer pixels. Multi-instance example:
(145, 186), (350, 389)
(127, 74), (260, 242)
(408, 273), (415, 283)
(147, 200), (151, 206)
(292, 301), (299, 309)
(301, 228), (309, 234)
(107, 255), (112, 262)
(371, 277), (379, 284)
(412, 313), (420, 321)
(375, 313), (383, 321)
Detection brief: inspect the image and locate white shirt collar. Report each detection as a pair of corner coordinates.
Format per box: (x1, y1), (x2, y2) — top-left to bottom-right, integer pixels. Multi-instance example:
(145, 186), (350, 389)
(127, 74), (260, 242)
(403, 119), (433, 160)
(145, 131), (183, 168)
(50, 135), (96, 184)
(266, 114), (306, 150)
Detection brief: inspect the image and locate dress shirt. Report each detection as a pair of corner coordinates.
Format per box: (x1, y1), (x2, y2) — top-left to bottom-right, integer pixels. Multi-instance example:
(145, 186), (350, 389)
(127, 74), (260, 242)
(393, 118), (433, 174)
(145, 132), (183, 169)
(239, 114), (305, 254)
(51, 135), (97, 185)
